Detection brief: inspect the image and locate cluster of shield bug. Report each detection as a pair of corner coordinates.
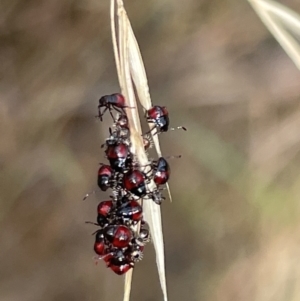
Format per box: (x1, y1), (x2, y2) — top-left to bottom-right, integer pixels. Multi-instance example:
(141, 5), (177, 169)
(86, 93), (186, 275)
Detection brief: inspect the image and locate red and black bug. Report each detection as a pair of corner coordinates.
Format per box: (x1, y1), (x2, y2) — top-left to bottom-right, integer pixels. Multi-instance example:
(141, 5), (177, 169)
(97, 200), (114, 217)
(146, 105), (186, 135)
(94, 230), (106, 256)
(97, 200), (114, 227)
(97, 165), (114, 191)
(116, 200), (143, 225)
(97, 93), (131, 121)
(144, 155), (180, 186)
(108, 257), (133, 275)
(146, 106), (169, 133)
(104, 225), (132, 248)
(152, 157), (171, 186)
(105, 143), (132, 172)
(123, 170), (148, 197)
(98, 249), (133, 275)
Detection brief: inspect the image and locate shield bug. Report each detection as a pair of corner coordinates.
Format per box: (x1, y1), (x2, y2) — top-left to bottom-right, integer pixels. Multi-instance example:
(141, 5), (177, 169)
(116, 200), (143, 225)
(97, 165), (114, 191)
(108, 257), (133, 275)
(94, 230), (106, 255)
(152, 157), (170, 186)
(105, 143), (132, 172)
(104, 225), (132, 248)
(123, 170), (148, 197)
(97, 200), (114, 227)
(97, 93), (131, 121)
(146, 105), (186, 135)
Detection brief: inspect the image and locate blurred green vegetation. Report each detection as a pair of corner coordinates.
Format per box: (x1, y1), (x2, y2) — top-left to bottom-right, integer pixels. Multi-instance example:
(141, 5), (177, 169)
(1, 0), (300, 301)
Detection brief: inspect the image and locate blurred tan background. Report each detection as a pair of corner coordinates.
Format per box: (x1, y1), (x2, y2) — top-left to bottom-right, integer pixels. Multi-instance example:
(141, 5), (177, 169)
(1, 0), (300, 300)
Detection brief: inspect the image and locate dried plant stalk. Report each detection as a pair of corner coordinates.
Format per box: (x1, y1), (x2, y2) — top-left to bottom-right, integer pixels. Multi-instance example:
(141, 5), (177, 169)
(110, 1), (168, 301)
(126, 22), (173, 202)
(248, 0), (300, 70)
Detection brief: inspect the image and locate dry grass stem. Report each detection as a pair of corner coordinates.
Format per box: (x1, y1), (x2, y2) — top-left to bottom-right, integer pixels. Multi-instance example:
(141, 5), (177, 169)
(254, 0), (300, 32)
(248, 0), (300, 70)
(110, 1), (168, 301)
